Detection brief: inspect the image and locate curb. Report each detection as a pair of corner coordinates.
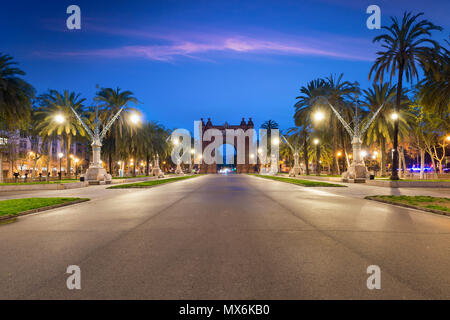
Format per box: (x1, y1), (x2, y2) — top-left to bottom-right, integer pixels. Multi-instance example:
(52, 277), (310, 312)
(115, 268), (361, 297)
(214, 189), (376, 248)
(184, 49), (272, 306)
(365, 196), (450, 217)
(0, 198), (90, 222)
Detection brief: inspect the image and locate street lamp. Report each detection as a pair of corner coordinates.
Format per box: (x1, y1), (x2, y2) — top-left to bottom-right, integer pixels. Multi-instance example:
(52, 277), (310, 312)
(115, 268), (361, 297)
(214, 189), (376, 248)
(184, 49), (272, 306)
(54, 113), (65, 124)
(313, 138), (320, 175)
(313, 110), (325, 122)
(58, 152), (64, 180)
(391, 112), (399, 120)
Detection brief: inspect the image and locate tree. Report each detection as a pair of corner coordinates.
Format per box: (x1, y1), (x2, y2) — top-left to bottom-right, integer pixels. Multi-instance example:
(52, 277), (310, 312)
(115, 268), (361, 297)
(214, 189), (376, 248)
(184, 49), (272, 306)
(294, 79), (326, 175)
(322, 74), (359, 174)
(419, 43), (450, 119)
(35, 90), (87, 177)
(362, 83), (410, 176)
(0, 53), (35, 181)
(369, 12), (442, 180)
(94, 87), (139, 174)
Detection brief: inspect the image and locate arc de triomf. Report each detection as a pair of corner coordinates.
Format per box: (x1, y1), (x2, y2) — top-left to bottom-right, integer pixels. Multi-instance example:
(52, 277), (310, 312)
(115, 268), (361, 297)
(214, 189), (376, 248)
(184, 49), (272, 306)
(199, 118), (258, 174)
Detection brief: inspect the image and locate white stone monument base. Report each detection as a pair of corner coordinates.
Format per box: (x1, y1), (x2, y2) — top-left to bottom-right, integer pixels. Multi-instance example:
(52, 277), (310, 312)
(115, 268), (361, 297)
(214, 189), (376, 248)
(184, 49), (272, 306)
(342, 163), (369, 183)
(152, 168), (164, 178)
(85, 167), (112, 185)
(289, 167), (302, 177)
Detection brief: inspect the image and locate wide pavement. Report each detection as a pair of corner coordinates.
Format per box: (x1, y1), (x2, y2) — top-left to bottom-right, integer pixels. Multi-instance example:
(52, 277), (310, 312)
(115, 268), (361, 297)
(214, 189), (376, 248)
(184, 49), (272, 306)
(0, 174), (449, 299)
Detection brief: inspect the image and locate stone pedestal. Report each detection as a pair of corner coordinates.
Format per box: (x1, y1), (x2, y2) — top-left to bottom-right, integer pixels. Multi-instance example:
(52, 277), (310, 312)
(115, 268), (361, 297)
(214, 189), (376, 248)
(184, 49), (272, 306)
(175, 162), (184, 175)
(289, 153), (301, 177)
(84, 141), (112, 185)
(85, 166), (112, 185)
(342, 137), (369, 182)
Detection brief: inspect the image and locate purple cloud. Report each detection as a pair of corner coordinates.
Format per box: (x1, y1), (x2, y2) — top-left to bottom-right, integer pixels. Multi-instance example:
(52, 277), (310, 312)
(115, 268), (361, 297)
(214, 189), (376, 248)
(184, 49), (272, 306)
(34, 26), (375, 62)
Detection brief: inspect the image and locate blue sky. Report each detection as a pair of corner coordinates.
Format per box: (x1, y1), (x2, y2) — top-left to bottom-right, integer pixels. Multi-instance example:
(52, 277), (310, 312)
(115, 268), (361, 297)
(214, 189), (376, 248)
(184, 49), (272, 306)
(1, 0), (448, 131)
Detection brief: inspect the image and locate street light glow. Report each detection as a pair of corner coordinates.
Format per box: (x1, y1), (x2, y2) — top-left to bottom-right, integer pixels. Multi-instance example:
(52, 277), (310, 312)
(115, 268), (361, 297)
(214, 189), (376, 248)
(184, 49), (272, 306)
(446, 135), (450, 142)
(391, 112), (399, 120)
(314, 111), (325, 122)
(360, 151), (367, 158)
(54, 113), (65, 124)
(337, 151), (342, 157)
(57, 152), (64, 159)
(313, 138), (319, 145)
(272, 137), (279, 145)
(130, 113), (141, 125)
(191, 148), (195, 154)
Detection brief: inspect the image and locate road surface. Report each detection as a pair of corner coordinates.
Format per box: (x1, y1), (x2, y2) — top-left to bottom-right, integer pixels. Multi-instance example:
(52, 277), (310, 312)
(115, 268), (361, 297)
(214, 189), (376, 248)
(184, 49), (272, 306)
(0, 174), (449, 299)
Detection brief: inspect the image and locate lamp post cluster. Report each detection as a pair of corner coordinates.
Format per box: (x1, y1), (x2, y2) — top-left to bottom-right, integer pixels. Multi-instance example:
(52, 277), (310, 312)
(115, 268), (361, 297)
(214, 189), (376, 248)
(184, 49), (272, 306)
(311, 96), (393, 182)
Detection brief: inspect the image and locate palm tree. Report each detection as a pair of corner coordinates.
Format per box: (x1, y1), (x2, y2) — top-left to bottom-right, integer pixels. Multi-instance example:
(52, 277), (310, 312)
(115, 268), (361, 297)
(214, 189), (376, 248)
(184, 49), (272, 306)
(94, 87), (138, 174)
(0, 53), (35, 181)
(0, 53), (35, 128)
(322, 74), (359, 174)
(362, 83), (410, 176)
(35, 90), (87, 177)
(294, 79), (326, 174)
(419, 44), (450, 120)
(369, 12), (442, 179)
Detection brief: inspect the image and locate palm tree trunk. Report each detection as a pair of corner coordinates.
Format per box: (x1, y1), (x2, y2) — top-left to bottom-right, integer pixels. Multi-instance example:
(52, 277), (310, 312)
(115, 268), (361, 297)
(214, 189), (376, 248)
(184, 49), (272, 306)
(108, 151), (112, 175)
(419, 148), (425, 179)
(146, 153), (150, 176)
(133, 149), (137, 177)
(0, 152), (3, 183)
(303, 130), (309, 175)
(391, 64), (403, 180)
(380, 137), (387, 176)
(66, 135), (72, 178)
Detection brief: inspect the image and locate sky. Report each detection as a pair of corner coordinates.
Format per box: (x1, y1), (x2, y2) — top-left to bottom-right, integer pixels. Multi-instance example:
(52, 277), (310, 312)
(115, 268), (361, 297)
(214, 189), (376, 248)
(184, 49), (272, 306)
(1, 0), (448, 132)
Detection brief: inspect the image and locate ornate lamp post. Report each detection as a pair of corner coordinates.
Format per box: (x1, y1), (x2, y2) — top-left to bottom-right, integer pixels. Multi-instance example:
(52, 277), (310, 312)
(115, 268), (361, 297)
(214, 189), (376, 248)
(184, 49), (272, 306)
(281, 135), (301, 177)
(69, 105), (125, 184)
(313, 96), (388, 182)
(313, 138), (320, 176)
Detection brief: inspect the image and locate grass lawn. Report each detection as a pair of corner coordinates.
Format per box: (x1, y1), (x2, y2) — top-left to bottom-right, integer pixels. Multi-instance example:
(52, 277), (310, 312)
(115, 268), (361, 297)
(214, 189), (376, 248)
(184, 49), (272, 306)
(0, 179), (78, 186)
(250, 174), (346, 187)
(0, 197), (89, 217)
(366, 195), (450, 214)
(107, 175), (201, 189)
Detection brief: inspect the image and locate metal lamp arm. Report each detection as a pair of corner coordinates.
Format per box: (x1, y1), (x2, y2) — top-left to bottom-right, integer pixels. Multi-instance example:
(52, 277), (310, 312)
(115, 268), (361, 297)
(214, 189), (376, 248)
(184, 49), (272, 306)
(325, 101), (354, 137)
(100, 107), (124, 141)
(70, 106), (95, 141)
(281, 135), (295, 152)
(360, 102), (386, 137)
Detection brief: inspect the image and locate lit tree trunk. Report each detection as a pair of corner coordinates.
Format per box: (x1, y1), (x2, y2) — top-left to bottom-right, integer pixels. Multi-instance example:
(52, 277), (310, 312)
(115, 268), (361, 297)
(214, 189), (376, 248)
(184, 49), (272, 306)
(0, 152), (3, 183)
(303, 130), (309, 175)
(420, 148), (425, 179)
(391, 64), (403, 180)
(133, 148), (137, 177)
(108, 151), (113, 175)
(380, 136), (387, 176)
(66, 135), (72, 178)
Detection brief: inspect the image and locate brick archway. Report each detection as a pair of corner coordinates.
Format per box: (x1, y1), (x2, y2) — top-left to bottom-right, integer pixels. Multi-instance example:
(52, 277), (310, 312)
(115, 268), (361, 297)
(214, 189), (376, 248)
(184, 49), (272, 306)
(199, 118), (258, 174)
